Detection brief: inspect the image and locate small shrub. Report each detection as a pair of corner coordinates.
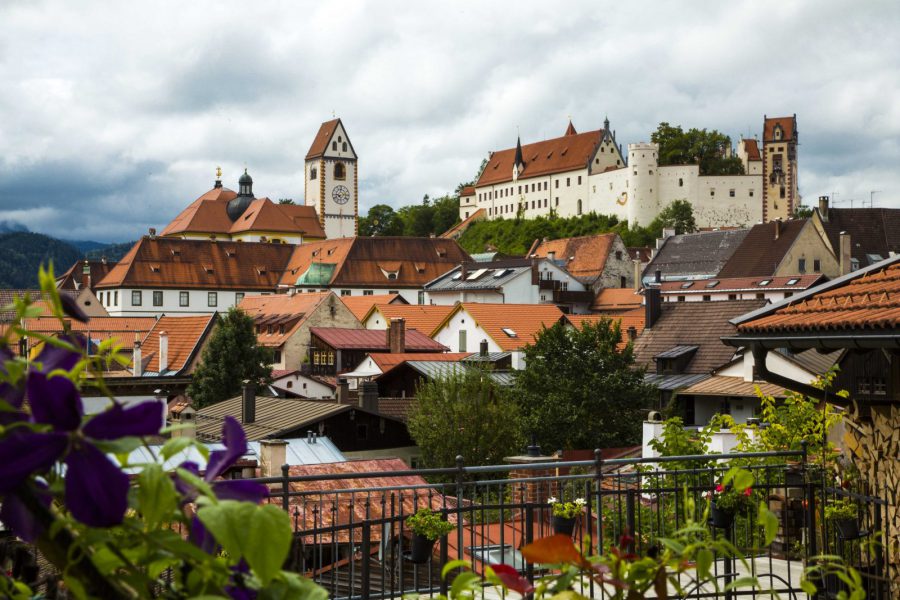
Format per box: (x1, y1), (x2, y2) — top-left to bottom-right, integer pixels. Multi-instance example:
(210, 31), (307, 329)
(406, 508), (454, 540)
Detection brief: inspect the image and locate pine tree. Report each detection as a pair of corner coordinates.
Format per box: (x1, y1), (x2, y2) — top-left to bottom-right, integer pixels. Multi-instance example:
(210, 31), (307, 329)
(187, 308), (273, 408)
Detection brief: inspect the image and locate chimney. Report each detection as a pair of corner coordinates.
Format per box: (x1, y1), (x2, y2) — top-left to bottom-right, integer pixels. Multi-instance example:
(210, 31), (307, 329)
(504, 437), (560, 507)
(336, 377), (350, 404)
(460, 261), (469, 279)
(840, 231), (852, 275)
(818, 196), (830, 222)
(388, 318), (406, 354)
(633, 259), (642, 292)
(158, 331), (168, 373)
(479, 339), (489, 357)
(81, 260), (91, 291)
(774, 219), (782, 240)
(654, 270), (662, 284)
(259, 439), (287, 478)
(133, 339), (143, 377)
(547, 250), (556, 262)
(242, 382), (257, 424)
(645, 288), (662, 329)
(359, 381), (379, 413)
(626, 325), (638, 341)
(662, 227), (676, 239)
(149, 227), (157, 239)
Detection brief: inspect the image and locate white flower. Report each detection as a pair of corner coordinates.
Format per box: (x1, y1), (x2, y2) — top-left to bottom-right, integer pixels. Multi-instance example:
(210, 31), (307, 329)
(574, 498), (586, 506)
(547, 497), (558, 505)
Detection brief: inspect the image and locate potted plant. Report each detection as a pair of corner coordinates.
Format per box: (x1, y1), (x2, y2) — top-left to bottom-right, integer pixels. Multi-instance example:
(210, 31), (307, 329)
(406, 508), (454, 564)
(548, 497), (585, 536)
(824, 498), (860, 539)
(708, 481), (754, 529)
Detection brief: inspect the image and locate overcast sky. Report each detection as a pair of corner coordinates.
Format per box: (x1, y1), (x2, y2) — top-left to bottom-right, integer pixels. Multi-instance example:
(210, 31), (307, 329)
(1, 1), (898, 242)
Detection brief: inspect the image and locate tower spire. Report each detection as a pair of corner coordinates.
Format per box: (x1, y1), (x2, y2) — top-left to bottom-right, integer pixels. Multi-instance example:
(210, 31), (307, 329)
(565, 118), (577, 136)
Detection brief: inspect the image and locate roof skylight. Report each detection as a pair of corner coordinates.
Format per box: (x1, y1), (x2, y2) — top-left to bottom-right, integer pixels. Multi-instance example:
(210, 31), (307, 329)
(758, 280), (771, 287)
(493, 269), (510, 278)
(466, 268), (488, 280)
(501, 328), (518, 338)
(451, 272), (462, 280)
(786, 278), (799, 285)
(680, 282), (694, 289)
(705, 280), (719, 288)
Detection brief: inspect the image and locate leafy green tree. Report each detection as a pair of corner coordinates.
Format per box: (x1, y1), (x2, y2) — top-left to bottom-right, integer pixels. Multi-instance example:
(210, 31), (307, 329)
(651, 122), (745, 176)
(649, 199), (697, 235)
(277, 198), (295, 205)
(793, 204), (814, 218)
(408, 366), (523, 475)
(187, 308), (273, 408)
(359, 204), (403, 236)
(514, 320), (654, 451)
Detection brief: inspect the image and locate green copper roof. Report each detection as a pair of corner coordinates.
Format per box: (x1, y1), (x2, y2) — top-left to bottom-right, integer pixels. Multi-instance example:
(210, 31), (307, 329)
(296, 262), (336, 286)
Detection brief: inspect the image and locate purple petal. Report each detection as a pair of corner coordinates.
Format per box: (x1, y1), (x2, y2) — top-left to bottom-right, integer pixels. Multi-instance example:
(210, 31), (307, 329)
(205, 417), (247, 482)
(189, 514), (217, 554)
(59, 294), (90, 324)
(213, 479), (269, 503)
(65, 443), (129, 527)
(0, 482), (51, 542)
(27, 372), (83, 431)
(83, 400), (164, 440)
(174, 461), (200, 500)
(0, 432), (68, 493)
(33, 334), (85, 373)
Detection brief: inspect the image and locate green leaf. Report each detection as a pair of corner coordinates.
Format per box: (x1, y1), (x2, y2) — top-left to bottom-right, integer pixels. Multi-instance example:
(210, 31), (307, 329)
(197, 501), (255, 562)
(137, 464), (178, 529)
(759, 502), (779, 546)
(244, 504), (292, 584)
(160, 436), (194, 461)
(723, 576), (759, 591)
(800, 580), (818, 594)
(696, 548), (713, 579)
(450, 571), (480, 598)
(92, 436), (144, 455)
(441, 559), (471, 579)
(731, 469), (754, 492)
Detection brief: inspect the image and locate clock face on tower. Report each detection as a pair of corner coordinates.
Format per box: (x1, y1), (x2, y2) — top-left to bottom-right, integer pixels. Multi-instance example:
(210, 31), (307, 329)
(332, 185), (351, 205)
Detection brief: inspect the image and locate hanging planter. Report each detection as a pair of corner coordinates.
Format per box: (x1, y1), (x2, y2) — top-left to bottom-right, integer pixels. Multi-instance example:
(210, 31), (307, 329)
(409, 533), (437, 564)
(709, 503), (735, 529)
(552, 515), (577, 536)
(548, 497), (586, 537)
(835, 517), (860, 540)
(825, 499), (860, 540)
(405, 508), (454, 565)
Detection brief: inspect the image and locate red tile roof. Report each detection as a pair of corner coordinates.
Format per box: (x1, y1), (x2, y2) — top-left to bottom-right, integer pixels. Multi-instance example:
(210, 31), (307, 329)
(139, 314), (216, 374)
(660, 274), (826, 294)
(716, 219), (808, 278)
(442, 303), (565, 351)
(280, 237), (469, 288)
(339, 293), (406, 321)
(239, 292), (335, 347)
(305, 119), (340, 160)
(56, 260), (117, 291)
(476, 129), (603, 187)
(12, 316), (157, 356)
(460, 186), (475, 197)
(368, 352), (470, 376)
(310, 327), (448, 351)
(96, 237), (294, 290)
(565, 307), (645, 351)
(531, 233), (619, 282)
(763, 115), (797, 142)
(591, 288), (642, 312)
(742, 139), (761, 161)
(363, 304), (454, 336)
(736, 259), (900, 333)
(160, 186), (237, 236)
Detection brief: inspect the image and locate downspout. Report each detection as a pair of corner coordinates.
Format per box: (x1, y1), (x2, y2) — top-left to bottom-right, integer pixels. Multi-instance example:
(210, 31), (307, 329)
(750, 345), (827, 402)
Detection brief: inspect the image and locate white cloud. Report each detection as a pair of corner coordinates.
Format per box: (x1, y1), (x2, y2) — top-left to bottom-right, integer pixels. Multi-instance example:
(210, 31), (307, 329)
(0, 0), (898, 241)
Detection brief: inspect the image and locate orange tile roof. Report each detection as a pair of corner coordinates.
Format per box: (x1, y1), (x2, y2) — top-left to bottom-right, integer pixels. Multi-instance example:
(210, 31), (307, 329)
(368, 352), (470, 375)
(445, 303), (565, 351)
(364, 304), (454, 336)
(96, 237), (294, 290)
(660, 274), (825, 294)
(736, 259), (900, 333)
(280, 237), (469, 288)
(591, 288), (643, 312)
(339, 293), (405, 321)
(14, 316), (157, 355)
(565, 307), (645, 350)
(476, 129), (603, 187)
(742, 139), (761, 161)
(238, 292), (333, 347)
(305, 119), (340, 160)
(460, 186), (475, 197)
(160, 187), (237, 236)
(227, 198), (325, 238)
(139, 314), (216, 374)
(531, 234), (618, 282)
(763, 115), (797, 142)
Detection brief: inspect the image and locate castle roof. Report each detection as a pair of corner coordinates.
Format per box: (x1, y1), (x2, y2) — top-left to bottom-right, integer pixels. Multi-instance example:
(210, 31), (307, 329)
(741, 139), (761, 161)
(305, 119), (340, 160)
(763, 115), (797, 142)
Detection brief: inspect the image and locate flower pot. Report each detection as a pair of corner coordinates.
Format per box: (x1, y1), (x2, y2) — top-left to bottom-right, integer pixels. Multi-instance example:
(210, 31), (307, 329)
(409, 533), (436, 564)
(835, 517), (860, 540)
(552, 516), (577, 536)
(709, 503), (734, 529)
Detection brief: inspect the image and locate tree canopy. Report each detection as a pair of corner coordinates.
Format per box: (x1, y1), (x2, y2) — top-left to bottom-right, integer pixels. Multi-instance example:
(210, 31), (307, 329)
(514, 320), (655, 451)
(651, 122), (745, 176)
(648, 199), (697, 235)
(358, 194), (461, 238)
(407, 366), (523, 475)
(187, 307), (273, 408)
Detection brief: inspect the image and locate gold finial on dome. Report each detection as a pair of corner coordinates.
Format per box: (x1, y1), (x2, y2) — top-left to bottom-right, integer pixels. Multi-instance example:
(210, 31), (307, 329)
(216, 166), (222, 180)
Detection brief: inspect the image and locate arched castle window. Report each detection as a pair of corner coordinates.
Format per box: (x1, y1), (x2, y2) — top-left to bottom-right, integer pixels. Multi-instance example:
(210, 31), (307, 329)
(342, 142), (348, 151)
(310, 167), (317, 180)
(334, 163), (346, 180)
(774, 125), (783, 140)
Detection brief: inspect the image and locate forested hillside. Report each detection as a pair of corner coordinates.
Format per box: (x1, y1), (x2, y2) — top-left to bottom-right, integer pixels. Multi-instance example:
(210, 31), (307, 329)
(0, 232), (82, 288)
(86, 241), (135, 261)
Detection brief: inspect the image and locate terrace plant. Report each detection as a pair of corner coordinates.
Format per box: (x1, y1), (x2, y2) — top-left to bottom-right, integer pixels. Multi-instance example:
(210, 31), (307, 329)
(406, 508), (455, 541)
(0, 266), (325, 599)
(548, 497), (586, 519)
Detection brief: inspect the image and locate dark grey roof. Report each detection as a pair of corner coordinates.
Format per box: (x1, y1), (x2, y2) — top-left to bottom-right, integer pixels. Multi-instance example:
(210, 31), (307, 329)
(654, 345), (699, 359)
(643, 230), (750, 284)
(817, 207), (900, 266)
(462, 351), (512, 363)
(775, 348), (842, 376)
(644, 373), (709, 391)
(425, 262), (531, 292)
(404, 361), (514, 386)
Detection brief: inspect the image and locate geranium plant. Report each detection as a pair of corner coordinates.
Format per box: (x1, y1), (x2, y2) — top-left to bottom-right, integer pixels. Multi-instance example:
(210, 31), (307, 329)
(406, 507), (454, 541)
(548, 497), (586, 519)
(708, 470), (755, 514)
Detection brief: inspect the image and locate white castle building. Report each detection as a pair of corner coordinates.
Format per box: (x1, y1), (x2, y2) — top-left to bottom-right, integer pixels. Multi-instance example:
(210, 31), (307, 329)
(459, 115), (798, 227)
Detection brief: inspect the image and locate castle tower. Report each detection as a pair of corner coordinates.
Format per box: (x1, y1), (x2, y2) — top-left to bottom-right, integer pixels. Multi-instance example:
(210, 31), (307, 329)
(626, 142), (660, 226)
(304, 118), (359, 239)
(761, 115), (798, 222)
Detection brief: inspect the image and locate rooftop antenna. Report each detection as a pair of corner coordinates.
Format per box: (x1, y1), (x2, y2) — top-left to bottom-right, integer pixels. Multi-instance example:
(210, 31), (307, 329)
(870, 190), (881, 208)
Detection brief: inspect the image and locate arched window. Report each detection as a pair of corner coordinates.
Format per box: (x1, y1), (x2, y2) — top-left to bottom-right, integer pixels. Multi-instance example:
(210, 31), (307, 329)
(310, 167), (317, 180)
(577, 199), (583, 215)
(342, 142), (348, 152)
(334, 163), (346, 180)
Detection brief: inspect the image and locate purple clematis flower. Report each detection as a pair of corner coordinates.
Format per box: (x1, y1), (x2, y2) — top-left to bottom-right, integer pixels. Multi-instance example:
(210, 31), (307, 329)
(0, 336), (164, 531)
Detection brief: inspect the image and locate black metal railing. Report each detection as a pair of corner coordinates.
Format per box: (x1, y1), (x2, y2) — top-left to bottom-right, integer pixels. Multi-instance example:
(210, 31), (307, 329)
(244, 448), (893, 599)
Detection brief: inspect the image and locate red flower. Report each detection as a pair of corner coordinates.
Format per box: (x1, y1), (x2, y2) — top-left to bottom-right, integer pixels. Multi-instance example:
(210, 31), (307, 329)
(715, 484), (724, 493)
(743, 487), (752, 496)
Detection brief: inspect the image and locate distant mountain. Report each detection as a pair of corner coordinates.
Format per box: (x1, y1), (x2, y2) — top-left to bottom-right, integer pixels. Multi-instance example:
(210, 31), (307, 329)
(85, 241), (135, 261)
(0, 232), (82, 288)
(66, 239), (111, 254)
(0, 220), (29, 234)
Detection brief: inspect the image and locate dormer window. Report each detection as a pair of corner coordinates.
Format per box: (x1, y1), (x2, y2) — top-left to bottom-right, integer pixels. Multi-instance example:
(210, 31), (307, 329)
(256, 266), (267, 276)
(150, 264), (161, 273)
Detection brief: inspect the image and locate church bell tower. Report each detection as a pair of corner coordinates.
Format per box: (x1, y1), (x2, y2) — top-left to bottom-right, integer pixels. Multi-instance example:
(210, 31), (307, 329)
(304, 118), (359, 239)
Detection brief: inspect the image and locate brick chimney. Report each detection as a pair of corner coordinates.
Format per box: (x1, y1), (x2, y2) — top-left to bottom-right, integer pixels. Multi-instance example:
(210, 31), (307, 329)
(479, 339), (489, 357)
(158, 331), (168, 373)
(242, 382), (256, 424)
(644, 288), (662, 329)
(259, 439), (287, 478)
(359, 381), (379, 412)
(818, 196), (830, 222)
(388, 318), (406, 354)
(81, 260), (91, 291)
(633, 259), (642, 292)
(774, 219), (782, 240)
(840, 231), (852, 275)
(133, 339), (143, 377)
(504, 438), (560, 507)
